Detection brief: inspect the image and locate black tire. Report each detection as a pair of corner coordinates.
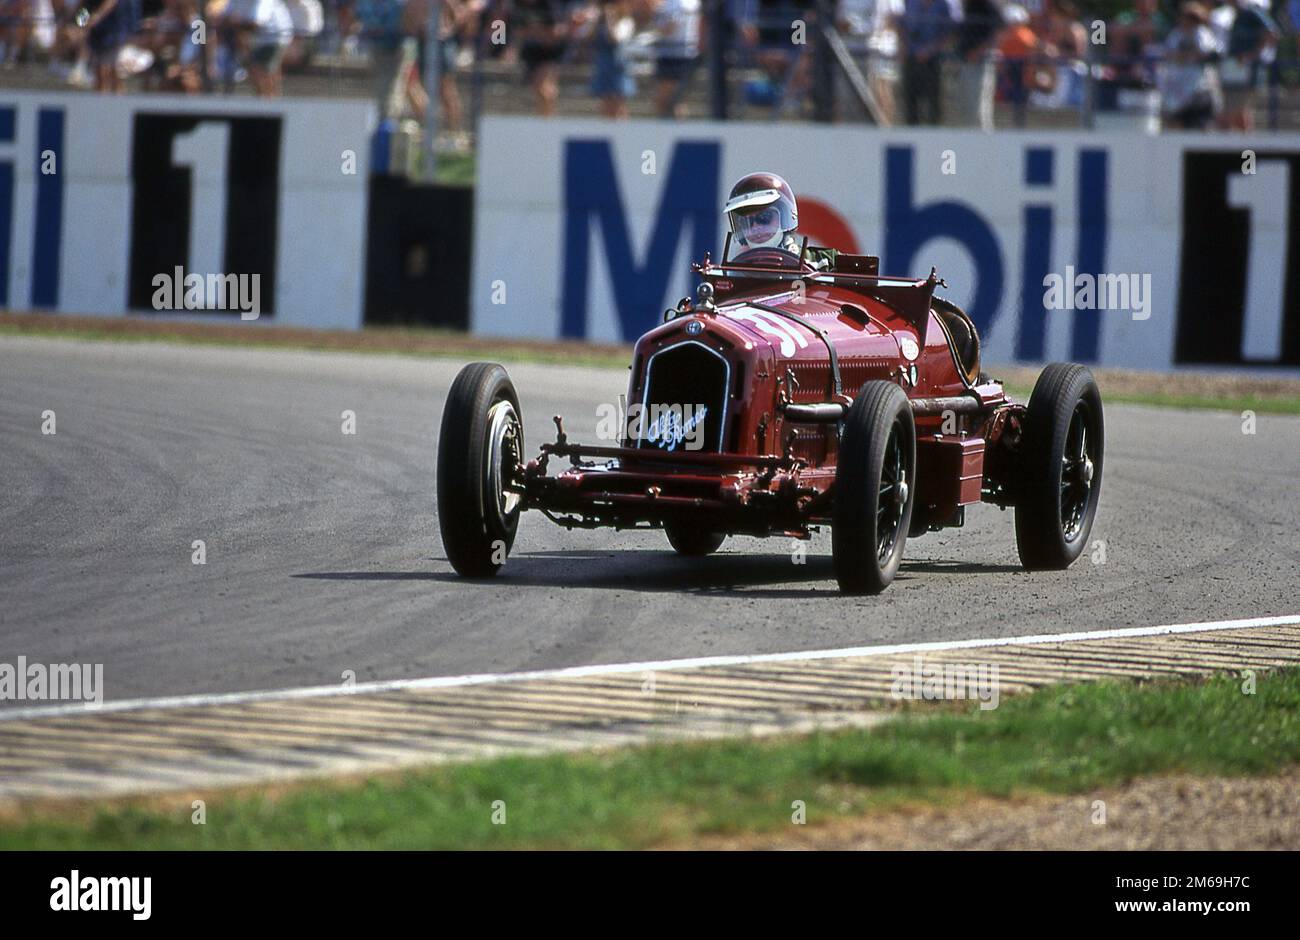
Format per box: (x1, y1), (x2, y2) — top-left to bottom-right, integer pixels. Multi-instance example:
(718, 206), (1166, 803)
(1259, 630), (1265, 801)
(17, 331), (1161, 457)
(833, 381), (916, 594)
(437, 362), (525, 577)
(664, 522), (725, 556)
(1014, 363), (1104, 570)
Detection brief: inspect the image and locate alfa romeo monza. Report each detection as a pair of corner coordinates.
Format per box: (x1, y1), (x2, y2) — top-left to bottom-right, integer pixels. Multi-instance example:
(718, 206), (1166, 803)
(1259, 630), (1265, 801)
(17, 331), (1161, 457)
(437, 242), (1103, 594)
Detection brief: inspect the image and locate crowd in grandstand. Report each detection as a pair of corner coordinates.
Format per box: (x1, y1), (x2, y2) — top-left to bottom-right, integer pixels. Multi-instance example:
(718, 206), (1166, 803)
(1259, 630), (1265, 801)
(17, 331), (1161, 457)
(0, 0), (1297, 129)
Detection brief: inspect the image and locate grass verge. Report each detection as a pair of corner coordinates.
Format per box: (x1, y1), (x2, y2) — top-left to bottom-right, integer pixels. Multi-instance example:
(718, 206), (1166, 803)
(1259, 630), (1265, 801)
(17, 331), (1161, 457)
(4, 313), (1300, 414)
(2, 669), (1297, 850)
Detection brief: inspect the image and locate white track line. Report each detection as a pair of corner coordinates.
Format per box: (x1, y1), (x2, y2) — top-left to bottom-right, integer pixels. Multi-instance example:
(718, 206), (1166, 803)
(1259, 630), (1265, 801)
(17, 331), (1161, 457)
(3, 613), (1297, 723)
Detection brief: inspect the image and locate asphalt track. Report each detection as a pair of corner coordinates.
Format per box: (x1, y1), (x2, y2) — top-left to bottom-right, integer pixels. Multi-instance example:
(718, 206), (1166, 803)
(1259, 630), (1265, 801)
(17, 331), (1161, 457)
(2, 336), (1297, 707)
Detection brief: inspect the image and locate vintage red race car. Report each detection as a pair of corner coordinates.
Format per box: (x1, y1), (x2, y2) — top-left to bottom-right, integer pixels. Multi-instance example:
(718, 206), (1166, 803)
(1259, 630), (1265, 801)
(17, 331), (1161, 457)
(437, 243), (1103, 594)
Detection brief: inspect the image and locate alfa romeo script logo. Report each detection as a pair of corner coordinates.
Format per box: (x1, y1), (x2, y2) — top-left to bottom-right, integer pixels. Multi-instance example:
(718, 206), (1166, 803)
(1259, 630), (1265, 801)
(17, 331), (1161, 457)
(647, 405), (708, 451)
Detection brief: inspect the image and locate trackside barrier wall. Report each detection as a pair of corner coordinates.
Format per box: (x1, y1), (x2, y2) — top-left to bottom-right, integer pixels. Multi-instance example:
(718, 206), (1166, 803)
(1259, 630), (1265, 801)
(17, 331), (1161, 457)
(472, 116), (1300, 372)
(0, 91), (373, 329)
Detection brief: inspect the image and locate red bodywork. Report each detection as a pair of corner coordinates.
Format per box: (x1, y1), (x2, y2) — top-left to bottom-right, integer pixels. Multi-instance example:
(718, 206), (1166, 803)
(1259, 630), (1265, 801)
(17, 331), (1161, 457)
(522, 250), (1026, 538)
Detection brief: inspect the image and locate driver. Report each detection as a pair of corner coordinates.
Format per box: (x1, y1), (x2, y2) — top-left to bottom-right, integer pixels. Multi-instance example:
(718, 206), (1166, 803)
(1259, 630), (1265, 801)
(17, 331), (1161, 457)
(724, 172), (837, 270)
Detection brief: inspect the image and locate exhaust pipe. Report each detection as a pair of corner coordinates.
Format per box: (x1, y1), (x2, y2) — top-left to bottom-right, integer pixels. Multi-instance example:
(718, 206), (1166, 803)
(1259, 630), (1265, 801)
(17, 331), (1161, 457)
(782, 393), (985, 423)
(782, 402), (846, 423)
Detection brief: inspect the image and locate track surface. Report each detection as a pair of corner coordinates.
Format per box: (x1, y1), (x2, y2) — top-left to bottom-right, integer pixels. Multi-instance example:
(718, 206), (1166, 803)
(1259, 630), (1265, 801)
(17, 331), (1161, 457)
(2, 337), (1297, 706)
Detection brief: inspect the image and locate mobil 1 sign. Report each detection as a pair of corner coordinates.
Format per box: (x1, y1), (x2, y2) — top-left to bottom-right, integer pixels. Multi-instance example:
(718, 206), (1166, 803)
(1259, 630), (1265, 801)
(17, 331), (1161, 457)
(472, 118), (1300, 372)
(0, 92), (372, 329)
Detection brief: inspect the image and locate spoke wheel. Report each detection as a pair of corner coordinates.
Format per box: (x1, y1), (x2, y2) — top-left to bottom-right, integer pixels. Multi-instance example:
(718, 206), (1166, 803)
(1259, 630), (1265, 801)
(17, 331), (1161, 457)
(833, 381), (916, 595)
(437, 362), (525, 577)
(1015, 363), (1104, 570)
(1059, 402), (1097, 543)
(875, 425), (908, 563)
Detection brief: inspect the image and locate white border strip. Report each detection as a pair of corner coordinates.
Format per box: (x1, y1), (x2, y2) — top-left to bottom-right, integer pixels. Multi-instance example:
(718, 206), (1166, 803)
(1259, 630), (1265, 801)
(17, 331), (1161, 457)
(3, 613), (1297, 722)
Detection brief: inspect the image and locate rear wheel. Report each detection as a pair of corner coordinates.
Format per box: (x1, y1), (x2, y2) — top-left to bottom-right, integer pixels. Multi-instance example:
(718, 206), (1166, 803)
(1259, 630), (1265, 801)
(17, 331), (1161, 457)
(833, 381), (916, 594)
(664, 522), (725, 556)
(437, 362), (525, 577)
(1014, 363), (1104, 569)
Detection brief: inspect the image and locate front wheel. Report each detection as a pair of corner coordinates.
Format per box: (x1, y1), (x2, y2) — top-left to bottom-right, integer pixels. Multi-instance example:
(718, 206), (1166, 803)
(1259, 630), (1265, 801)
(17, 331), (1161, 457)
(833, 381), (916, 594)
(664, 521), (725, 557)
(437, 362), (525, 577)
(1014, 363), (1104, 569)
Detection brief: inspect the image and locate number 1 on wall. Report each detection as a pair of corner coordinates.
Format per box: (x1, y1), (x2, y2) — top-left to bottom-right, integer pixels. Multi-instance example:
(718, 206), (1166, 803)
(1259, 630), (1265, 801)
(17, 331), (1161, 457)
(1227, 163), (1291, 363)
(170, 121), (230, 307)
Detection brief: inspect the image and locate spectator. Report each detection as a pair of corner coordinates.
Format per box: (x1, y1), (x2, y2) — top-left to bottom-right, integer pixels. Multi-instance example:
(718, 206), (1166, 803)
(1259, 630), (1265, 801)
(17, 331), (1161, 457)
(1037, 0), (1087, 108)
(896, 0), (956, 125)
(32, 0), (59, 59)
(1158, 0), (1221, 128)
(513, 0), (569, 117)
(951, 0), (1004, 129)
(650, 0), (700, 118)
(332, 0), (357, 56)
(996, 1), (1051, 124)
(1109, 0), (1169, 88)
(582, 0), (635, 117)
(140, 0), (205, 91)
(225, 0), (294, 95)
(839, 0), (903, 125)
(49, 0), (92, 86)
(1241, 0), (1279, 90)
(1, 0), (58, 65)
(76, 0), (141, 91)
(1, 0), (21, 64)
(1213, 0), (1280, 129)
(1043, 1), (1086, 57)
(283, 0), (323, 67)
(402, 0), (475, 131)
(761, 0), (817, 113)
(730, 0), (756, 56)
(356, 0), (406, 115)
(475, 0), (509, 60)
(727, 0), (813, 111)
(1291, 0), (1300, 83)
(209, 0), (243, 92)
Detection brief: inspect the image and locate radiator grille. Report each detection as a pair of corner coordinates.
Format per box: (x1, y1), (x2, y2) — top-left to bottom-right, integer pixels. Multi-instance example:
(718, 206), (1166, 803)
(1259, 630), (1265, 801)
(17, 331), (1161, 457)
(638, 342), (729, 453)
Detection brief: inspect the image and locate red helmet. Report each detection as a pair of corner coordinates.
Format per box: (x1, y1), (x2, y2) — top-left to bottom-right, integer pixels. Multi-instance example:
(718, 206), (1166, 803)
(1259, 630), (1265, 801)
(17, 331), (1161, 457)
(725, 172), (798, 250)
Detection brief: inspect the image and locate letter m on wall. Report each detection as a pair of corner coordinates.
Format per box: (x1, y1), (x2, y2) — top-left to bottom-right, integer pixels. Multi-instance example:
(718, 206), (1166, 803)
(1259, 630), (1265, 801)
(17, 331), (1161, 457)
(562, 140), (719, 341)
